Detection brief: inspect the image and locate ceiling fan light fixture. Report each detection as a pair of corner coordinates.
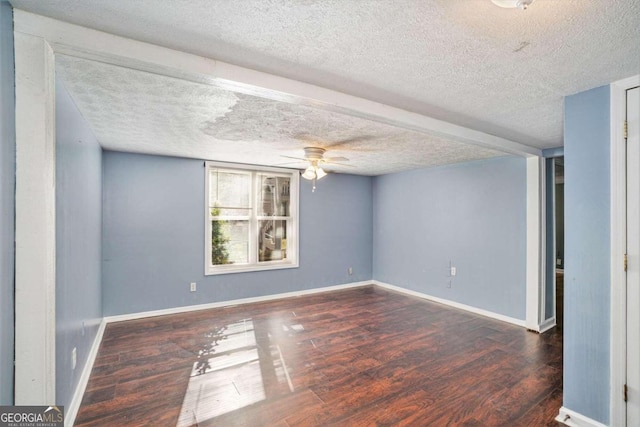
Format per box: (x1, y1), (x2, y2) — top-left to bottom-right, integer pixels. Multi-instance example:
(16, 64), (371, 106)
(302, 166), (316, 180)
(292, 146), (343, 191)
(491, 0), (535, 9)
(315, 167), (327, 180)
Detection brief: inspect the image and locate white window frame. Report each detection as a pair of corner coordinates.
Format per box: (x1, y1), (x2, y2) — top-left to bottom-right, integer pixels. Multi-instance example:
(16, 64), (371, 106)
(204, 161), (299, 275)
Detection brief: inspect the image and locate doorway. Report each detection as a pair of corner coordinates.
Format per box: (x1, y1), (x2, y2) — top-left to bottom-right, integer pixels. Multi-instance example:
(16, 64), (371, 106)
(554, 158), (564, 330)
(543, 155), (564, 331)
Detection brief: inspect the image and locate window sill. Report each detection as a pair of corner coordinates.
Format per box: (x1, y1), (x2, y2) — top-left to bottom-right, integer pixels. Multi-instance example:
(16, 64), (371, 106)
(205, 261), (299, 276)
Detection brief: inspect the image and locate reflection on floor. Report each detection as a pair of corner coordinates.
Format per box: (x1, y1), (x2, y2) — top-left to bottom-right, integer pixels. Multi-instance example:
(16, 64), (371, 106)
(178, 320), (263, 425)
(75, 285), (563, 426)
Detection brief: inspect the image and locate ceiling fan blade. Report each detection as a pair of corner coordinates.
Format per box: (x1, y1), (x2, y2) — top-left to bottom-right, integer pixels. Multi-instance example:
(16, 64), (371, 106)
(293, 133), (378, 152)
(280, 155), (308, 161)
(324, 161), (355, 168)
(323, 156), (349, 162)
(274, 161), (306, 166)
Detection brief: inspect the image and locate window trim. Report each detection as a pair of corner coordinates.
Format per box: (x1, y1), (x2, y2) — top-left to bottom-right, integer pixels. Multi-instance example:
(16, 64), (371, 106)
(204, 161), (299, 275)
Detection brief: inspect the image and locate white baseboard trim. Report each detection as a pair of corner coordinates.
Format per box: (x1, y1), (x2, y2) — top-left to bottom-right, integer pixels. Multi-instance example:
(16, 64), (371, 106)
(539, 317), (557, 333)
(372, 281), (526, 328)
(104, 281), (373, 324)
(104, 280), (528, 329)
(555, 407), (608, 427)
(65, 319), (107, 427)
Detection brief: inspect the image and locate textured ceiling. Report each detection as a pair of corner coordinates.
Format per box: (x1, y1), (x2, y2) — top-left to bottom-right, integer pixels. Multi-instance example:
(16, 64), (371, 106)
(56, 56), (504, 175)
(11, 0), (640, 173)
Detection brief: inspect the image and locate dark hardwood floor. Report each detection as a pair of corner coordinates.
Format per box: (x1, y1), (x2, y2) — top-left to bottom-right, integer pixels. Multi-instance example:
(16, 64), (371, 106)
(75, 286), (562, 426)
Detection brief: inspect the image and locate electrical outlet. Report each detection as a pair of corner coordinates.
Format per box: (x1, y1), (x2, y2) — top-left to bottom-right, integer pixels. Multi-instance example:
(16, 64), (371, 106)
(447, 280), (452, 288)
(348, 267), (353, 275)
(81, 321), (85, 336)
(450, 266), (457, 277)
(72, 347), (77, 370)
(190, 282), (197, 292)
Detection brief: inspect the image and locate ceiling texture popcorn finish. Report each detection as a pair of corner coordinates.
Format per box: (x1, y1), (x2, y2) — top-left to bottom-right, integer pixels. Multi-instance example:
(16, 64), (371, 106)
(56, 56), (504, 175)
(13, 0), (640, 175)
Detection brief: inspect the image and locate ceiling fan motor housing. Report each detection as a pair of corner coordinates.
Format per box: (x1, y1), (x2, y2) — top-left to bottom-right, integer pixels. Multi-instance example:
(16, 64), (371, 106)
(303, 147), (326, 161)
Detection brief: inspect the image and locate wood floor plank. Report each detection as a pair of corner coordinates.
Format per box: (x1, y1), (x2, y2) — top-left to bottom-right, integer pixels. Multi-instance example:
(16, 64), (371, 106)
(470, 364), (561, 425)
(513, 386), (563, 427)
(74, 285), (563, 426)
(285, 357), (430, 425)
(198, 389), (323, 427)
(329, 388), (434, 427)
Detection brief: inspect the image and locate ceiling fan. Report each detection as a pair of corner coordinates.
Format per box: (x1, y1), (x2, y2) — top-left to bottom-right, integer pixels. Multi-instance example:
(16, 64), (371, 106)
(280, 147), (350, 192)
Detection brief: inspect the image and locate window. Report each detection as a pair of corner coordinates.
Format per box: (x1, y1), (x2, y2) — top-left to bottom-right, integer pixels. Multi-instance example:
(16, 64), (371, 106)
(205, 161), (299, 275)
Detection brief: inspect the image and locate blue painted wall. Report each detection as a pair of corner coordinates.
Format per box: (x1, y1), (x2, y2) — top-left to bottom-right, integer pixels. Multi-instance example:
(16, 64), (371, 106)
(0, 0), (15, 405)
(102, 151), (373, 316)
(372, 156), (527, 320)
(563, 85), (610, 424)
(55, 79), (103, 408)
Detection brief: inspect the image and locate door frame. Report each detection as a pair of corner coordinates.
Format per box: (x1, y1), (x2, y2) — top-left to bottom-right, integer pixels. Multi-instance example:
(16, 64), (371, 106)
(625, 85), (640, 427)
(526, 156), (545, 332)
(541, 155), (563, 333)
(548, 157), (557, 326)
(610, 74), (640, 426)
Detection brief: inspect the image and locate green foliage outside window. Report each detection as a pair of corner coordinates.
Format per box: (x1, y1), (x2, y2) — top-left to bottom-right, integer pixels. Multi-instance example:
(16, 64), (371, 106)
(211, 208), (230, 265)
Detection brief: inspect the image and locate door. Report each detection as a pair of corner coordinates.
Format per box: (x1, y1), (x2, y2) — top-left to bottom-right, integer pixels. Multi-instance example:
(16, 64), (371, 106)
(627, 86), (640, 426)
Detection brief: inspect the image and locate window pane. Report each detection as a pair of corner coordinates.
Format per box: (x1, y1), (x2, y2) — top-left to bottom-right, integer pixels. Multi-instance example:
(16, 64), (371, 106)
(210, 207), (251, 218)
(211, 220), (249, 265)
(258, 220), (287, 262)
(210, 170), (250, 209)
(258, 175), (291, 216)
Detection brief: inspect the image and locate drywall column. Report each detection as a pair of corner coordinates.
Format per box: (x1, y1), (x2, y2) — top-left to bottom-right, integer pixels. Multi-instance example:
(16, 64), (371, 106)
(525, 156), (543, 331)
(14, 30), (56, 404)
